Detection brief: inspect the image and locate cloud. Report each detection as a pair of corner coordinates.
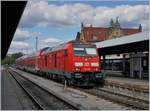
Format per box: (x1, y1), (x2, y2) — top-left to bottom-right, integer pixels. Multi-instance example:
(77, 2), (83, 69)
(8, 41), (35, 54)
(19, 1), (149, 30)
(40, 37), (63, 48)
(8, 48), (34, 54)
(10, 41), (30, 49)
(13, 29), (40, 41)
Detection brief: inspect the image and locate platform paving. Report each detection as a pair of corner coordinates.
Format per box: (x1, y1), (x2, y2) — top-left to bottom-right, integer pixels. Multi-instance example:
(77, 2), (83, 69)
(11, 68), (131, 110)
(1, 68), (38, 110)
(106, 76), (149, 87)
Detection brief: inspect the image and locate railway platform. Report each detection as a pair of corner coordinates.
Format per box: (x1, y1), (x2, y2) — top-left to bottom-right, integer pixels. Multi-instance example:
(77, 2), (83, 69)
(1, 68), (38, 110)
(105, 76), (149, 92)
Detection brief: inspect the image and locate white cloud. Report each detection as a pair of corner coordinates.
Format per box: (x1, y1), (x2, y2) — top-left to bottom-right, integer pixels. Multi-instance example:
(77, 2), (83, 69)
(9, 36), (63, 54)
(42, 38), (62, 44)
(8, 48), (33, 55)
(14, 29), (40, 41)
(19, 1), (149, 30)
(8, 41), (34, 54)
(92, 5), (149, 28)
(40, 37), (63, 48)
(10, 41), (30, 49)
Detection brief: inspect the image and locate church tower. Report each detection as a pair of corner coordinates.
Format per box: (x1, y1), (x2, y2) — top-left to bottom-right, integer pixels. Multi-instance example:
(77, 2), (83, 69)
(139, 24), (142, 31)
(110, 18), (115, 28)
(115, 17), (120, 29)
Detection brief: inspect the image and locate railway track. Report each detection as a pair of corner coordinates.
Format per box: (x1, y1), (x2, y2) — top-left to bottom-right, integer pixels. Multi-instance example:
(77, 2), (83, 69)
(8, 67), (149, 110)
(79, 87), (149, 110)
(99, 85), (148, 102)
(7, 69), (78, 110)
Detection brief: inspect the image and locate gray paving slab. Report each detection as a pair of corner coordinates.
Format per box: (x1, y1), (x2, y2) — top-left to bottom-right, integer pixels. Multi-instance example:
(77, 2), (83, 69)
(1, 69), (38, 110)
(106, 76), (149, 87)
(13, 68), (130, 110)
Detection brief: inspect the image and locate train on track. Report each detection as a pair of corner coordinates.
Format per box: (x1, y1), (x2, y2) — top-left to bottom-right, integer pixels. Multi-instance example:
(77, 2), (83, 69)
(16, 41), (105, 86)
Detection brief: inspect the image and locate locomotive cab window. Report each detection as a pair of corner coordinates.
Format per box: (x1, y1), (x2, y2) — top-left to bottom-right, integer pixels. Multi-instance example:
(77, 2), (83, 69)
(74, 47), (97, 56)
(74, 48), (86, 56)
(85, 48), (97, 56)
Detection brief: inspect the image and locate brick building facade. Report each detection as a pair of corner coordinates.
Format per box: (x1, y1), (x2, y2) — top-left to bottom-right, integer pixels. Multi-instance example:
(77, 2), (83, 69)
(76, 18), (142, 43)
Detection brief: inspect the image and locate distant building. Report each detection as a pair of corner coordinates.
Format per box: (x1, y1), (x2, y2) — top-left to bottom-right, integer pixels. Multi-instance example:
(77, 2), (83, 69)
(76, 18), (142, 43)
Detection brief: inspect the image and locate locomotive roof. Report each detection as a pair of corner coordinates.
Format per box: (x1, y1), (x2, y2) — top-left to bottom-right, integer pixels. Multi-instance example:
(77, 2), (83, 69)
(41, 47), (50, 52)
(50, 42), (66, 52)
(45, 40), (96, 53)
(16, 40), (96, 61)
(44, 41), (72, 53)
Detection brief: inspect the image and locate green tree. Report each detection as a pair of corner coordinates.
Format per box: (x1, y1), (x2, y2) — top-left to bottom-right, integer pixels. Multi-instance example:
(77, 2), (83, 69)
(1, 52), (24, 65)
(11, 52), (24, 59)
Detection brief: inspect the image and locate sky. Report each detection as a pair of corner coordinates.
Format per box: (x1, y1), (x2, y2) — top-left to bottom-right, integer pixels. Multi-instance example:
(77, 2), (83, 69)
(8, 0), (149, 54)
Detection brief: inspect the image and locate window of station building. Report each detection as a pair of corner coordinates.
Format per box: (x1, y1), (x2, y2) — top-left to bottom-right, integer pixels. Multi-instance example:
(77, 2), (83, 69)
(143, 59), (147, 67)
(87, 31), (89, 35)
(116, 31), (119, 35)
(92, 32), (99, 41)
(93, 35), (98, 40)
(111, 35), (115, 38)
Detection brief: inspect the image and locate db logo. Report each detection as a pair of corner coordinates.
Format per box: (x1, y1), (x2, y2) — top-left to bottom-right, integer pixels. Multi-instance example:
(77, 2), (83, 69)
(84, 62), (89, 66)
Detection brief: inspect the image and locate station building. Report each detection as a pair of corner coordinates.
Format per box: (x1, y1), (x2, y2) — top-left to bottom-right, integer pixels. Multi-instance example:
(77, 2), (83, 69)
(76, 18), (141, 42)
(76, 18), (148, 79)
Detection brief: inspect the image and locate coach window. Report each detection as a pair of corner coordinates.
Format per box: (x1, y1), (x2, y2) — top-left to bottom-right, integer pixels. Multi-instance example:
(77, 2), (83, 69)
(64, 50), (67, 56)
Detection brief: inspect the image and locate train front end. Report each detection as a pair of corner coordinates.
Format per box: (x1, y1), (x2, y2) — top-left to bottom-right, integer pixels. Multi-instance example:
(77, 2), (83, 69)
(71, 43), (105, 86)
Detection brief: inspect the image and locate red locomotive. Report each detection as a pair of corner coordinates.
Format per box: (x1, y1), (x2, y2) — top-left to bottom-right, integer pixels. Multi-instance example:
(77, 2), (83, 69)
(16, 41), (105, 86)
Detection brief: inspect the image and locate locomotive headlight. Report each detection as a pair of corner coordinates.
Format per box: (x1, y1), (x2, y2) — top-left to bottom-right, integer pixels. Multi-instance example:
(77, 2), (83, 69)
(75, 67), (80, 71)
(95, 68), (99, 71)
(91, 62), (99, 67)
(75, 62), (83, 66)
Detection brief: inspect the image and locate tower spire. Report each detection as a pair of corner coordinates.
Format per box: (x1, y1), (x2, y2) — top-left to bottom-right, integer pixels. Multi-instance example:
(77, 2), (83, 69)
(81, 22), (84, 30)
(116, 17), (119, 24)
(115, 17), (120, 28)
(139, 24), (142, 31)
(110, 18), (114, 28)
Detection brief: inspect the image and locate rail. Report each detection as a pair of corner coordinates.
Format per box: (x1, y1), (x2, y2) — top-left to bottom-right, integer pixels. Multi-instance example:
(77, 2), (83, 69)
(80, 87), (149, 110)
(8, 67), (149, 110)
(7, 68), (77, 110)
(8, 67), (133, 110)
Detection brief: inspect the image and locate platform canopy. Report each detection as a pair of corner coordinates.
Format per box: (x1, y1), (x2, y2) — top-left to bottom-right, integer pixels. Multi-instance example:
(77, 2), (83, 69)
(95, 31), (149, 55)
